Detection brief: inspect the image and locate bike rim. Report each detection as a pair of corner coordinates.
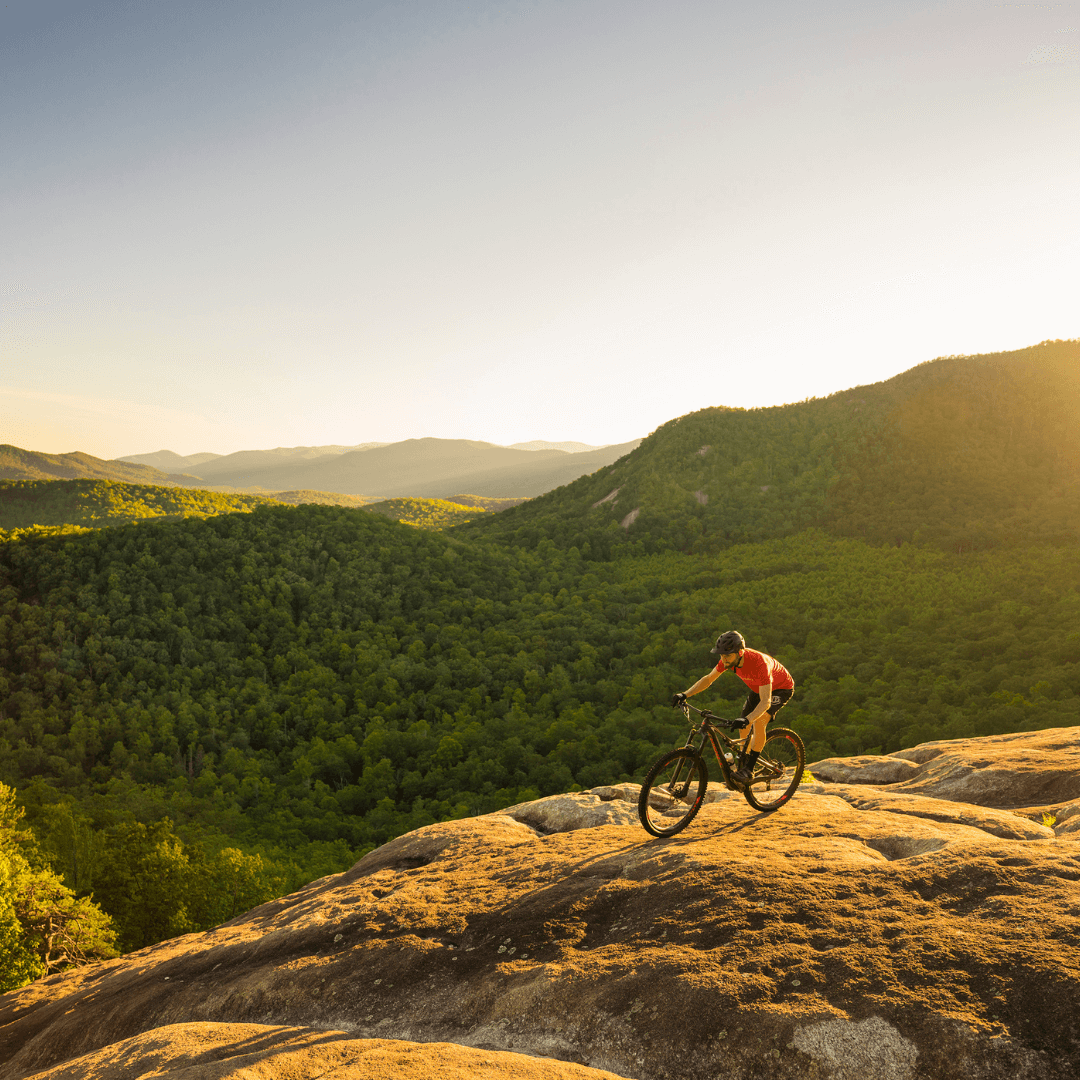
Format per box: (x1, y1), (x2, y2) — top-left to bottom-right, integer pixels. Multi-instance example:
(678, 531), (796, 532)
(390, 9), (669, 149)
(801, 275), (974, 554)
(747, 731), (802, 808)
(643, 752), (705, 834)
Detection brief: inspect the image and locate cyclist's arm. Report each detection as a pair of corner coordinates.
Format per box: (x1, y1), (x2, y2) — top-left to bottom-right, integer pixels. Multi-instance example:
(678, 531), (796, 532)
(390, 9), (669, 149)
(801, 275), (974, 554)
(746, 682), (773, 722)
(683, 667), (721, 697)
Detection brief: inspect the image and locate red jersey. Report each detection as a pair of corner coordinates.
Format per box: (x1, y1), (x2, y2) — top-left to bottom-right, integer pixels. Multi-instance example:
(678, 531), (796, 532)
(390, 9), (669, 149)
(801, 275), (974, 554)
(717, 648), (794, 691)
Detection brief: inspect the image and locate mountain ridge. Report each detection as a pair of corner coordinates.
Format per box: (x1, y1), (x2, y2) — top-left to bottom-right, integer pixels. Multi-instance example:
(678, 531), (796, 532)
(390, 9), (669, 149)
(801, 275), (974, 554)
(461, 339), (1080, 555)
(508, 440), (605, 453)
(3, 439), (643, 501)
(122, 443), (392, 477)
(160, 437), (643, 497)
(122, 441), (611, 471)
(0, 445), (196, 487)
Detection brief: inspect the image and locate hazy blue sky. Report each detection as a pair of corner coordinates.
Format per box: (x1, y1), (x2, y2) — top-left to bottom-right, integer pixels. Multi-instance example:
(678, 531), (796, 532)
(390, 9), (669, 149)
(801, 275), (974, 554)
(2, 0), (1077, 457)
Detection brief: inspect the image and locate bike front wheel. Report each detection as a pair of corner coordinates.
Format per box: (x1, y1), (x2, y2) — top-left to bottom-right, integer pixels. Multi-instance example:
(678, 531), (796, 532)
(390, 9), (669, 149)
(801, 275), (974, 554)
(638, 748), (709, 837)
(742, 727), (805, 812)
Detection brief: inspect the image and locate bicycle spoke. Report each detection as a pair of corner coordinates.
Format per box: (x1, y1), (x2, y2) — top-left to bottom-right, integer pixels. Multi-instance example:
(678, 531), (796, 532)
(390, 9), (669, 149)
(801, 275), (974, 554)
(742, 728), (805, 812)
(638, 749), (709, 836)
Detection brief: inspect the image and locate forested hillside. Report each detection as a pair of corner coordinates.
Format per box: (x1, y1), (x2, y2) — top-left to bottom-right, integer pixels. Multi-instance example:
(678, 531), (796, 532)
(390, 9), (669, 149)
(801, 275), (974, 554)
(364, 496), (527, 529)
(0, 480), (277, 531)
(0, 482), (521, 532)
(1, 340), (1077, 983)
(0, 446), (192, 486)
(3, 503), (1078, 961)
(257, 491), (373, 508)
(465, 339), (1080, 555)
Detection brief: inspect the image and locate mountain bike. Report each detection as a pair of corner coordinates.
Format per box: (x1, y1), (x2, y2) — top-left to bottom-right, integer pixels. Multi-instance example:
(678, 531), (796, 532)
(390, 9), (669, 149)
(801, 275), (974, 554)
(637, 701), (805, 837)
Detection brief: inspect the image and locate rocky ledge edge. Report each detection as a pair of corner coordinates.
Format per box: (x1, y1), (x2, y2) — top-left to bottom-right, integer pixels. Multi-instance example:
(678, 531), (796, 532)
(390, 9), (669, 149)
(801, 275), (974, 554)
(1, 725), (1079, 1080)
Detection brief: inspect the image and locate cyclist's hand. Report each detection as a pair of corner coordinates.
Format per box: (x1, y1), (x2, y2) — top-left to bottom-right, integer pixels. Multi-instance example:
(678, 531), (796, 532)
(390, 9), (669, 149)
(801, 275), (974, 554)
(728, 717), (749, 730)
(671, 692), (687, 708)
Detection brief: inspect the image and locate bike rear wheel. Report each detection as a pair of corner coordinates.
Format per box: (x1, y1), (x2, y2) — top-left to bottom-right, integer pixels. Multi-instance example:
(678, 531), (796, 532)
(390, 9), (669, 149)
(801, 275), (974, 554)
(638, 748), (709, 837)
(742, 727), (805, 812)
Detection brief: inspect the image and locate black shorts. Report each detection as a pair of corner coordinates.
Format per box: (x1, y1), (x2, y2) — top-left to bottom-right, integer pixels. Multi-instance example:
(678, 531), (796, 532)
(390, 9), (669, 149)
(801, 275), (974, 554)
(740, 688), (793, 721)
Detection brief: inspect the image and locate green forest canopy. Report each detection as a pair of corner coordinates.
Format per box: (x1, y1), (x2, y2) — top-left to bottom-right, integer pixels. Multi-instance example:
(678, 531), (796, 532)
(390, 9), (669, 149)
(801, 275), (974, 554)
(0, 480), (526, 532)
(0, 445), (183, 486)
(363, 495), (526, 530)
(464, 339), (1080, 556)
(0, 480), (277, 531)
(1, 340), (1078, 978)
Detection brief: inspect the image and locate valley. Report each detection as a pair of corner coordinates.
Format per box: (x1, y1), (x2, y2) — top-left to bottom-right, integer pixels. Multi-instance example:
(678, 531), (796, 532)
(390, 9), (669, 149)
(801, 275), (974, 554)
(1, 339), (1078, 1077)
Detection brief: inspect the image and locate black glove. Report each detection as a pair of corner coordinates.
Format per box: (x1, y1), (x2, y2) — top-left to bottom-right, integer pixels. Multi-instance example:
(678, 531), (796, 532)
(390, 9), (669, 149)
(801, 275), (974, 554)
(729, 717), (749, 730)
(671, 692), (687, 708)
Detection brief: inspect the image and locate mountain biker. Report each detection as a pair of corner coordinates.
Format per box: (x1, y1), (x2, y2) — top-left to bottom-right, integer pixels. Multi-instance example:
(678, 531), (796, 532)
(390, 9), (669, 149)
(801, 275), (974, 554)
(672, 630), (794, 785)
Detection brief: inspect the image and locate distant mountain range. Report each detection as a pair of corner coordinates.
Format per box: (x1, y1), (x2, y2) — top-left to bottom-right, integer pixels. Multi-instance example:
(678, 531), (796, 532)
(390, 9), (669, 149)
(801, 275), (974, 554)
(118, 444), (390, 473)
(506, 441), (602, 453)
(167, 438), (641, 497)
(0, 445), (196, 486)
(1, 438), (642, 500)
(120, 441), (604, 473)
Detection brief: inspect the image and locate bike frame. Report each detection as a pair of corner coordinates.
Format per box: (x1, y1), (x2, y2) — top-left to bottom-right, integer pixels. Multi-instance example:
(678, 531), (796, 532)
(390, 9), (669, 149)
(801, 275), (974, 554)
(678, 702), (750, 791)
(638, 700), (803, 836)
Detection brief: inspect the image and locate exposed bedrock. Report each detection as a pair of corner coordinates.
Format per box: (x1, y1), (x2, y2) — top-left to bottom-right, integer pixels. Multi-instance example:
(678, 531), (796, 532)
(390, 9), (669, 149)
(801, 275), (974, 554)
(2, 727), (1079, 1080)
(809, 726), (1080, 807)
(21, 1023), (631, 1080)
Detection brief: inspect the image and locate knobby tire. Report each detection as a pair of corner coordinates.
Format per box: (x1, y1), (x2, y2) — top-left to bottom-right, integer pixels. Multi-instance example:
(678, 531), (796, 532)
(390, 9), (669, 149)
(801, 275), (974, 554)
(638, 748), (709, 837)
(741, 726), (805, 812)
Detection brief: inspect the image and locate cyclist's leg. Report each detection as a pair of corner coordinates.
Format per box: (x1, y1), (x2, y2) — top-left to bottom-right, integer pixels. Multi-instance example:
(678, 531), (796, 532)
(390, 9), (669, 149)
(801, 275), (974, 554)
(748, 716), (768, 751)
(767, 689), (793, 721)
(739, 692), (770, 753)
(753, 691), (793, 752)
(739, 691), (794, 781)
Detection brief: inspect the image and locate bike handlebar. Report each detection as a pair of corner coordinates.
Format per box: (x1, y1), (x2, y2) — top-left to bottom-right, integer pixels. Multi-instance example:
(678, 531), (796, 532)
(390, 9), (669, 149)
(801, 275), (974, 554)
(676, 700), (747, 731)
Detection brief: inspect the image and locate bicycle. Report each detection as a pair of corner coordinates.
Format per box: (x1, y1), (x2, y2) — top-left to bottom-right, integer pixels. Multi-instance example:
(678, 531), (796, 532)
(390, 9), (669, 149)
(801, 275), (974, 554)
(637, 701), (806, 837)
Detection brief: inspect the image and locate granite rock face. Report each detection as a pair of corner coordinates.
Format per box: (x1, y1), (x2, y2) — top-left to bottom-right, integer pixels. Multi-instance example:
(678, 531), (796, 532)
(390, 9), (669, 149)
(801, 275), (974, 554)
(22, 1023), (630, 1080)
(810, 726), (1080, 807)
(2, 727), (1079, 1080)
(500, 792), (641, 833)
(804, 756), (921, 786)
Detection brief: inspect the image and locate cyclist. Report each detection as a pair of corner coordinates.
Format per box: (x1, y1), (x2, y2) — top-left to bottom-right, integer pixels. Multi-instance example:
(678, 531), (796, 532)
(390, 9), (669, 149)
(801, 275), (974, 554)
(672, 630), (794, 784)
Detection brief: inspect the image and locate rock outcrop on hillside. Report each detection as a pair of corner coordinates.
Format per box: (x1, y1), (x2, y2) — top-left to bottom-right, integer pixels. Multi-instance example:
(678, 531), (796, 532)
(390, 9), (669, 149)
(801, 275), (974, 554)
(809, 727), (1080, 808)
(2, 727), (1079, 1080)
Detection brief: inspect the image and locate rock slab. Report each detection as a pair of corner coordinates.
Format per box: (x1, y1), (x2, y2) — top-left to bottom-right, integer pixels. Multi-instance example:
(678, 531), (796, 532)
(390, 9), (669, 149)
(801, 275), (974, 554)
(810, 726), (1080, 808)
(2, 728), (1080, 1080)
(23, 1023), (631, 1080)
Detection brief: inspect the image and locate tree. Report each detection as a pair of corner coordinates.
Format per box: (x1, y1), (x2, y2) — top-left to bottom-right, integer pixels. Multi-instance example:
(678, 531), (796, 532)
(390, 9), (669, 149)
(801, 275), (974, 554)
(0, 782), (116, 990)
(190, 847), (286, 928)
(91, 819), (194, 952)
(11, 866), (117, 975)
(0, 857), (41, 992)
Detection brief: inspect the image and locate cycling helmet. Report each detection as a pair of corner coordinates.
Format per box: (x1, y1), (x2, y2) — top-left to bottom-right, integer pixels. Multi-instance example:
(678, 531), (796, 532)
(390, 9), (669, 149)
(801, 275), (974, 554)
(710, 630), (745, 654)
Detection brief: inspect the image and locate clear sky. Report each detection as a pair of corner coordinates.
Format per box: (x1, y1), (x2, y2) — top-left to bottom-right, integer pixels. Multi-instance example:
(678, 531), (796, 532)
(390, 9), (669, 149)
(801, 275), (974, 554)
(2, 0), (1077, 459)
